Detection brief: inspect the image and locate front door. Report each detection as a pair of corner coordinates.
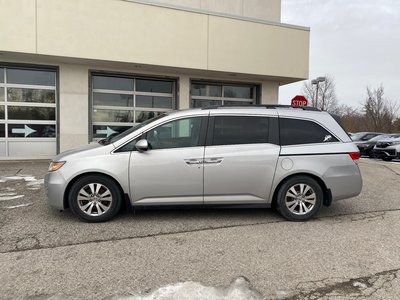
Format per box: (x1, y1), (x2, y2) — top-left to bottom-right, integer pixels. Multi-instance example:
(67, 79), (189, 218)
(129, 116), (206, 205)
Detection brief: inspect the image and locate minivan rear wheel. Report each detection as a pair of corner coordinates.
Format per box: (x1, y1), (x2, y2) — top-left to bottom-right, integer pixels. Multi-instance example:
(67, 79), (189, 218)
(276, 176), (323, 221)
(68, 175), (122, 222)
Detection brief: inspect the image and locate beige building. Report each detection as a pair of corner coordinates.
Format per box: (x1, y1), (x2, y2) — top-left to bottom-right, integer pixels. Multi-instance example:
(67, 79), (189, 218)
(0, 0), (309, 159)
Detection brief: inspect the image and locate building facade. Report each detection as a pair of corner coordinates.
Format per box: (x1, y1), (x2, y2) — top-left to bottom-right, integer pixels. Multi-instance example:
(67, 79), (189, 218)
(0, 0), (309, 159)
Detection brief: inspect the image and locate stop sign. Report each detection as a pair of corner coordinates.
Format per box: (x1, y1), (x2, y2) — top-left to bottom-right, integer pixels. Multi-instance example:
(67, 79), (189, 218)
(291, 95), (308, 107)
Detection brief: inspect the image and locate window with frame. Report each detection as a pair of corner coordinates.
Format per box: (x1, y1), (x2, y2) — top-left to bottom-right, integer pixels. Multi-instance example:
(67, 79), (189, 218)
(211, 116), (269, 146)
(190, 82), (257, 108)
(0, 67), (57, 140)
(279, 118), (339, 146)
(145, 117), (203, 150)
(91, 74), (175, 141)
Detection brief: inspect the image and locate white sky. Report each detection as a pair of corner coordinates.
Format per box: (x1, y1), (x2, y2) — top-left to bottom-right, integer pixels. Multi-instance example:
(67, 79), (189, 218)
(279, 0), (400, 109)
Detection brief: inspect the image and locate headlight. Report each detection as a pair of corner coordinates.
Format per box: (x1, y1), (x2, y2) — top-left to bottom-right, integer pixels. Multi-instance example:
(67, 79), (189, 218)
(389, 141), (400, 145)
(48, 161), (66, 172)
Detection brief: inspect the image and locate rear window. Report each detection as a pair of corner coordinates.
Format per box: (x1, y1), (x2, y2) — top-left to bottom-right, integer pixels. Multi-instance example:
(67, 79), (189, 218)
(279, 118), (338, 146)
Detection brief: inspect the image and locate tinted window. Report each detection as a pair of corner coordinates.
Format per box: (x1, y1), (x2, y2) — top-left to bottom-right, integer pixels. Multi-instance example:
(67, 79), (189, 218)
(280, 118), (338, 146)
(7, 88), (55, 103)
(6, 69), (55, 86)
(0, 123), (4, 137)
(146, 117), (202, 150)
(224, 86), (253, 98)
(212, 116), (269, 146)
(93, 93), (133, 107)
(136, 95), (173, 109)
(93, 76), (133, 91)
(0, 68), (4, 83)
(136, 79), (173, 93)
(191, 84), (222, 97)
(7, 106), (55, 121)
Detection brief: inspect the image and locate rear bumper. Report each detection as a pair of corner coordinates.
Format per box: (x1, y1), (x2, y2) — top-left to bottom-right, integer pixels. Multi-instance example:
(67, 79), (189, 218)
(323, 163), (363, 201)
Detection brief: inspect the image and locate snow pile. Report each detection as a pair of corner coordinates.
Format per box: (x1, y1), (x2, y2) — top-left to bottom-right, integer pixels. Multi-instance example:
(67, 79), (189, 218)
(113, 277), (263, 300)
(18, 277), (263, 300)
(0, 175), (44, 190)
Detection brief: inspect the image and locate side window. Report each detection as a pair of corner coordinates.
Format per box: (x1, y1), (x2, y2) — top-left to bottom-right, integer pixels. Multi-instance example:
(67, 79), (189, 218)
(115, 138), (140, 152)
(212, 116), (269, 146)
(145, 117), (202, 150)
(279, 118), (339, 146)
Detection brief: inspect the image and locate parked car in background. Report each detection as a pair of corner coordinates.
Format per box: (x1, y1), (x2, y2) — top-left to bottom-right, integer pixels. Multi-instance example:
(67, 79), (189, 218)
(45, 105), (362, 223)
(373, 135), (400, 161)
(351, 132), (384, 142)
(355, 134), (391, 157)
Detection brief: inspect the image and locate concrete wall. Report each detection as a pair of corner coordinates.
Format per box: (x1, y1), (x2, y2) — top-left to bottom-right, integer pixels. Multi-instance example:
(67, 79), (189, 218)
(142, 0), (282, 22)
(0, 0), (309, 82)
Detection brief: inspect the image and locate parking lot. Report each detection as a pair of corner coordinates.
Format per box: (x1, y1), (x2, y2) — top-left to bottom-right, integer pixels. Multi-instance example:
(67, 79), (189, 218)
(0, 158), (400, 299)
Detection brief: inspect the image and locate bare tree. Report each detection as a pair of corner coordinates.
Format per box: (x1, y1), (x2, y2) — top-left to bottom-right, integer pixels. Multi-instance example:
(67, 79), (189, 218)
(302, 75), (338, 112)
(362, 85), (399, 132)
(335, 104), (364, 132)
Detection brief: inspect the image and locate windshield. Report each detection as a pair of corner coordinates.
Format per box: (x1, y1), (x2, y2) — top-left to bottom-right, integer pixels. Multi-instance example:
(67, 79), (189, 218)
(368, 135), (389, 142)
(99, 113), (167, 145)
(350, 133), (366, 141)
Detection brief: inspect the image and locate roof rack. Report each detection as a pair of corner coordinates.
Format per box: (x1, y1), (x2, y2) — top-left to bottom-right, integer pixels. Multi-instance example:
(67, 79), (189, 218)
(201, 104), (321, 111)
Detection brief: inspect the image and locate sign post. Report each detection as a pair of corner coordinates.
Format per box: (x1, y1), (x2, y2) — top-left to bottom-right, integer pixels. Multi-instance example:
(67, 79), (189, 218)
(291, 95), (308, 107)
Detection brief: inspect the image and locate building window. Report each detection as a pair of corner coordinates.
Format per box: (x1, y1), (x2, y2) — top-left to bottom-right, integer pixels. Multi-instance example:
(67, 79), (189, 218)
(0, 66), (57, 157)
(91, 74), (175, 140)
(190, 81), (257, 108)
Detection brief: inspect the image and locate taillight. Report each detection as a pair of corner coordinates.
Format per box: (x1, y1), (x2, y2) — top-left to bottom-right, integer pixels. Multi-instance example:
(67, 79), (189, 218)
(349, 151), (361, 161)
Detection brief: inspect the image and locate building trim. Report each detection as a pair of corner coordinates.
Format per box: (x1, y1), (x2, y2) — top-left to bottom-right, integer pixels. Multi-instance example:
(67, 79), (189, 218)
(123, 0), (310, 31)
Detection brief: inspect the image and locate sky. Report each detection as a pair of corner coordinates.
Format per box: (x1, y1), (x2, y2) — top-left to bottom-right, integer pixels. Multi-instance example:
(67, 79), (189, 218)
(279, 0), (400, 109)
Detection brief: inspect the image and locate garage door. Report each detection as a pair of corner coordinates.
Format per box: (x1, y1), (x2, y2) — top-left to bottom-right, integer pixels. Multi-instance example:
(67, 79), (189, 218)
(0, 67), (57, 158)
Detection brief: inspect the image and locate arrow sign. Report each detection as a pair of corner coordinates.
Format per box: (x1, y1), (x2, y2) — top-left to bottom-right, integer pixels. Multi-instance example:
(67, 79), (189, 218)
(12, 125), (37, 137)
(96, 126), (117, 137)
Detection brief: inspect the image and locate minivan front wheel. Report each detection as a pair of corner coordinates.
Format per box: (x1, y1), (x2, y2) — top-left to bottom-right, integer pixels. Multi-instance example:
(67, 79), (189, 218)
(68, 175), (122, 222)
(276, 176), (323, 221)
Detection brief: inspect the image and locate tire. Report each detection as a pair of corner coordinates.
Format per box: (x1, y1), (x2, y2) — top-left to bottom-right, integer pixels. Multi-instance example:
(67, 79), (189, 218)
(275, 175), (323, 221)
(382, 157), (392, 162)
(68, 175), (122, 222)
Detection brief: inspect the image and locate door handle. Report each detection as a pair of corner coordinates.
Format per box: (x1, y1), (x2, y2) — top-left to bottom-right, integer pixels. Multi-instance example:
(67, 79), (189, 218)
(184, 159), (203, 165)
(204, 157), (223, 164)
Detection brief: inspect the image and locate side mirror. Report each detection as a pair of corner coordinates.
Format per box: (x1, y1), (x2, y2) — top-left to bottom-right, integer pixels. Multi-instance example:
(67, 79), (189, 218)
(135, 139), (149, 152)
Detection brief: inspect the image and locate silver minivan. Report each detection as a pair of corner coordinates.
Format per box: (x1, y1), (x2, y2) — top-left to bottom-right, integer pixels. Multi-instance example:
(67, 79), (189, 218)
(45, 106), (362, 222)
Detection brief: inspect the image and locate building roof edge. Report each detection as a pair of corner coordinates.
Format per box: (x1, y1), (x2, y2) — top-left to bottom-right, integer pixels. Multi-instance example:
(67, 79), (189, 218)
(121, 0), (310, 31)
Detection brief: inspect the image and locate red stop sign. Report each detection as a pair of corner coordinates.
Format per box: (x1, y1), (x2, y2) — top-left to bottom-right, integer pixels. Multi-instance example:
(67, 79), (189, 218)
(291, 95), (308, 107)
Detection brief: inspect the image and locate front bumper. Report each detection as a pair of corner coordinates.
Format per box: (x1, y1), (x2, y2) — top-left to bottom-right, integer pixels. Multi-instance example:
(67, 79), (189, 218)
(44, 171), (68, 210)
(373, 148), (397, 158)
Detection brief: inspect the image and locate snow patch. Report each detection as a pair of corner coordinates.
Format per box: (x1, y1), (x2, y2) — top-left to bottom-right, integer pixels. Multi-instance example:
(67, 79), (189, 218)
(0, 195), (24, 201)
(18, 277), (263, 300)
(0, 175), (44, 189)
(0, 192), (17, 196)
(4, 203), (33, 209)
(353, 281), (368, 289)
(113, 277), (262, 300)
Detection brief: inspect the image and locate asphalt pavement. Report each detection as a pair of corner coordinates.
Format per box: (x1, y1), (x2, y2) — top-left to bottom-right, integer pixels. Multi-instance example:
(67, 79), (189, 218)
(0, 158), (399, 299)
